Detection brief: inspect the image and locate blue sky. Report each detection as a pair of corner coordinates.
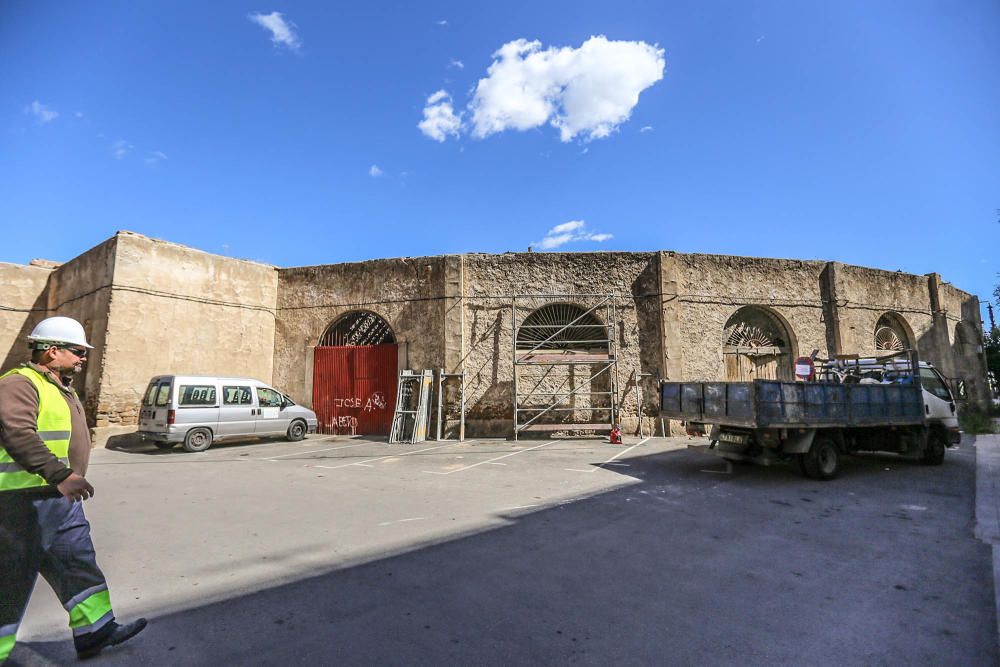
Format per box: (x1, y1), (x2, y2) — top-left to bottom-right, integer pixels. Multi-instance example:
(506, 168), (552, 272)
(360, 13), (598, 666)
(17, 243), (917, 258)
(2, 1), (998, 322)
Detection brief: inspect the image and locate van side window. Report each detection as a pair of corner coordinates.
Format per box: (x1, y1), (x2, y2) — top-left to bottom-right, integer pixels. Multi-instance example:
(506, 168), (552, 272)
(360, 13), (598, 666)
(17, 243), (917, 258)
(223, 386), (253, 405)
(180, 385), (217, 406)
(154, 382), (171, 407)
(257, 387), (282, 408)
(919, 368), (952, 401)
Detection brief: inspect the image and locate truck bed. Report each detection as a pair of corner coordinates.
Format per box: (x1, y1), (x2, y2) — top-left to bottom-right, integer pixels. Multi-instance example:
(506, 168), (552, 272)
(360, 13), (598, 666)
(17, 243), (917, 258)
(660, 380), (924, 429)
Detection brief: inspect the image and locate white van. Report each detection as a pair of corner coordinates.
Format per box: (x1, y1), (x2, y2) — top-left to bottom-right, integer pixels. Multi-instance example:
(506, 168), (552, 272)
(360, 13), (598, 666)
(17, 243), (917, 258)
(138, 375), (318, 452)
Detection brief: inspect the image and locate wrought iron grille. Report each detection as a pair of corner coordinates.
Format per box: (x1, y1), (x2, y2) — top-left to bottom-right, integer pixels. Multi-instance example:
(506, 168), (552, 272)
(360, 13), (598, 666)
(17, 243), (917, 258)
(320, 311), (396, 347)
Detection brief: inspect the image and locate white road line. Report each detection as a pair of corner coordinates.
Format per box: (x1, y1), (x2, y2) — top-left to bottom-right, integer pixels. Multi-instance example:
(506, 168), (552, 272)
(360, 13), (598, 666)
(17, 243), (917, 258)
(499, 504), (540, 511)
(423, 440), (558, 475)
(377, 517), (427, 526)
(571, 442), (644, 474)
(487, 462), (507, 466)
(314, 443), (453, 470)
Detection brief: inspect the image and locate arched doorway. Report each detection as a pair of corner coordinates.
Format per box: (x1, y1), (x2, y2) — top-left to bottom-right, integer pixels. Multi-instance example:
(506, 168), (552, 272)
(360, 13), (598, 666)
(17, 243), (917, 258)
(723, 306), (794, 381)
(874, 312), (912, 353)
(313, 311), (398, 436)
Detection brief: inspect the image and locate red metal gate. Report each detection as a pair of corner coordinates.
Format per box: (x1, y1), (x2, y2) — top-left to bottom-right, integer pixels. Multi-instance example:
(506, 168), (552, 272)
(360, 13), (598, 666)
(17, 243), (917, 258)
(313, 345), (398, 435)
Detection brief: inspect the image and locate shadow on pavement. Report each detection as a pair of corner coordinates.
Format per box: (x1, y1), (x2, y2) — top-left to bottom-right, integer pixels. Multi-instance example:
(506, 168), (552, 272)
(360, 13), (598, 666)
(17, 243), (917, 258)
(13, 446), (997, 666)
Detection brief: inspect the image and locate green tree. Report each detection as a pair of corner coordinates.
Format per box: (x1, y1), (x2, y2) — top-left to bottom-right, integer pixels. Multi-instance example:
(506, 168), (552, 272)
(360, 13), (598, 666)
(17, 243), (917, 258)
(988, 283), (1000, 398)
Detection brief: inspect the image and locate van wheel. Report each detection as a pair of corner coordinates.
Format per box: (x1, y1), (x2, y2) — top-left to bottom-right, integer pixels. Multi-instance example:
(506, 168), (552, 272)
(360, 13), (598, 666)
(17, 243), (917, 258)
(287, 420), (307, 442)
(803, 438), (840, 480)
(921, 433), (946, 466)
(183, 427), (213, 453)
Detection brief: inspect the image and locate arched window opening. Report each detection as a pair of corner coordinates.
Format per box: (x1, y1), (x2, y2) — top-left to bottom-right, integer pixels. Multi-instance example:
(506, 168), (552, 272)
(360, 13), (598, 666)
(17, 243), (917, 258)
(516, 303), (608, 353)
(319, 311), (396, 347)
(722, 306), (794, 381)
(874, 313), (911, 352)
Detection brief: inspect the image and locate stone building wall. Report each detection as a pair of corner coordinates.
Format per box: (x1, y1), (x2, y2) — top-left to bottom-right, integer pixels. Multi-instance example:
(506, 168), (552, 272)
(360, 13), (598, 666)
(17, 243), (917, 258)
(0, 262), (53, 373)
(667, 253), (829, 381)
(46, 238), (119, 420)
(273, 256), (448, 405)
(832, 264), (934, 358)
(95, 232), (279, 427)
(461, 252), (661, 437)
(1, 231), (991, 443)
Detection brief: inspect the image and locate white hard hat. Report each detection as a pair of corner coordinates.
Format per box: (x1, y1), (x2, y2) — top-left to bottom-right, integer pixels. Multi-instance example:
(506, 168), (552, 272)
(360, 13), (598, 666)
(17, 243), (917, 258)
(27, 316), (93, 349)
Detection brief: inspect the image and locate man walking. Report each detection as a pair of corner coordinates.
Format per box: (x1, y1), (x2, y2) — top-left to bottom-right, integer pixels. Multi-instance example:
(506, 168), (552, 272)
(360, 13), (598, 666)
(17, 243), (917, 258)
(0, 316), (146, 662)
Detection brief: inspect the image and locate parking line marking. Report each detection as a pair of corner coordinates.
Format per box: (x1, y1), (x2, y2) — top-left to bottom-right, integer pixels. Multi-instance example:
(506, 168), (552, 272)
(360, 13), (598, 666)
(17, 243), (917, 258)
(422, 440), (558, 475)
(262, 441), (373, 460)
(314, 443), (453, 470)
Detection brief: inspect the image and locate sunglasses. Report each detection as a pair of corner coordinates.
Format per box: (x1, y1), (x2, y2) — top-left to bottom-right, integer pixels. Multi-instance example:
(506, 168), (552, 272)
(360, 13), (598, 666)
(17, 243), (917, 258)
(59, 346), (88, 358)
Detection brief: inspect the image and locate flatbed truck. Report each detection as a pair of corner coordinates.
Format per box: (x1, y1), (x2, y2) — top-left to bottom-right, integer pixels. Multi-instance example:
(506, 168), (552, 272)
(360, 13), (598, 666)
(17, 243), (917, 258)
(659, 351), (961, 480)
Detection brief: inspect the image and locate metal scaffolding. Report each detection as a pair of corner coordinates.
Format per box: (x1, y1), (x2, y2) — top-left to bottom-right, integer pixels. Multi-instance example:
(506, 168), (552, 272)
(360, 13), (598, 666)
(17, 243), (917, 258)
(511, 294), (620, 439)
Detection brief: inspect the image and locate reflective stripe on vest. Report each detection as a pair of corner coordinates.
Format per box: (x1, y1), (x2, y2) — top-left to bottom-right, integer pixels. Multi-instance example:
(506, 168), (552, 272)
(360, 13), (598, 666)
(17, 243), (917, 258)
(0, 366), (73, 491)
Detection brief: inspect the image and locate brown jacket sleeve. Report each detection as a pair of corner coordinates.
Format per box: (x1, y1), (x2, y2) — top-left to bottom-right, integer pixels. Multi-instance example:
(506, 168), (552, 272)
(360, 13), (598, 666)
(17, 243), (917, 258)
(0, 374), (73, 485)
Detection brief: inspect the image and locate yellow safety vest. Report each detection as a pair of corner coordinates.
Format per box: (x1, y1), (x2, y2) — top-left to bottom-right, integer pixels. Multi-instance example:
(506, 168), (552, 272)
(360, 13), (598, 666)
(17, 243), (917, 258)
(0, 366), (72, 491)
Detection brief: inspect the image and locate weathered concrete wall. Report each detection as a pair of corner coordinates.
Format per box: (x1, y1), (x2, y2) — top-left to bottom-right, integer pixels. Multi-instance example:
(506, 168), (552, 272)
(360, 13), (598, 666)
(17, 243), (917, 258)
(671, 254), (828, 380)
(462, 252), (661, 437)
(274, 256), (448, 406)
(0, 262), (53, 374)
(96, 232), (278, 427)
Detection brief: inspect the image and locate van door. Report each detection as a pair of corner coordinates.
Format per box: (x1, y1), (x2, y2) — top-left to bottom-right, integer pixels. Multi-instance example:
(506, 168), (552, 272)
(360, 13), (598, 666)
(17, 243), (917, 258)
(254, 386), (288, 435)
(219, 385), (256, 437)
(139, 379), (173, 432)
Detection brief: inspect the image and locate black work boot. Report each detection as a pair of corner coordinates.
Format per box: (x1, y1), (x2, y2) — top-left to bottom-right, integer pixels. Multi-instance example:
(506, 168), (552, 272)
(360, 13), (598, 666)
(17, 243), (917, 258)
(75, 618), (148, 660)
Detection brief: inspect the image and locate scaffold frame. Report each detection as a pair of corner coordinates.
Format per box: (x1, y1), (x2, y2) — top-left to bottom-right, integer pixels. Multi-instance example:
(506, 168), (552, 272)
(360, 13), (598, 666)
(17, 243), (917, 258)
(511, 294), (620, 439)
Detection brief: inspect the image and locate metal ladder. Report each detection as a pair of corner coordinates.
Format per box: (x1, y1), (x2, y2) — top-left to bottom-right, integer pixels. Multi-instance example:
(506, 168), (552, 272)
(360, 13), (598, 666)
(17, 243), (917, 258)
(389, 370), (434, 443)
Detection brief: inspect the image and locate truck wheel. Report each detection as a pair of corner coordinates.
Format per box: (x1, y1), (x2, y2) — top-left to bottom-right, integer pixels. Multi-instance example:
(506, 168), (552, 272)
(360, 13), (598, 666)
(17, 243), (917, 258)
(286, 420), (307, 442)
(183, 427), (213, 453)
(921, 433), (946, 466)
(804, 438), (840, 480)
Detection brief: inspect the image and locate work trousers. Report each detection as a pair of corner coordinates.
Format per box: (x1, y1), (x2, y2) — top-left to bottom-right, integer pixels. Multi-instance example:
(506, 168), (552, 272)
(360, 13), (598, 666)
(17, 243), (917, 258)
(0, 493), (115, 662)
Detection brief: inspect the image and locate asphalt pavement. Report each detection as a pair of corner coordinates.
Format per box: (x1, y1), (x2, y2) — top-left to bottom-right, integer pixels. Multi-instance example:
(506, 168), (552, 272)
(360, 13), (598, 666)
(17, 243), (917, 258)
(9, 433), (999, 666)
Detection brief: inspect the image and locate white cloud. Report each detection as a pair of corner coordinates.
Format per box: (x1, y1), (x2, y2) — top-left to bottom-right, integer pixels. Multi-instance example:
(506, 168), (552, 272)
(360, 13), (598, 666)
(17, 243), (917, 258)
(25, 100), (58, 124)
(144, 151), (168, 167)
(112, 139), (132, 160)
(249, 12), (301, 50)
(449, 59), (464, 69)
(469, 36), (664, 142)
(74, 111), (84, 119)
(418, 90), (462, 142)
(640, 125), (653, 133)
(369, 164), (383, 177)
(437, 19), (448, 26)
(535, 220), (613, 250)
